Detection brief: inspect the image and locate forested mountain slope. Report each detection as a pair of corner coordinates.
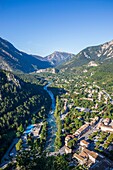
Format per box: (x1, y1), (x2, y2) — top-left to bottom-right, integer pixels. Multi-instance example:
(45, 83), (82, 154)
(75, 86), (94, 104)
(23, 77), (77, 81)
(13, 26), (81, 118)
(0, 70), (51, 160)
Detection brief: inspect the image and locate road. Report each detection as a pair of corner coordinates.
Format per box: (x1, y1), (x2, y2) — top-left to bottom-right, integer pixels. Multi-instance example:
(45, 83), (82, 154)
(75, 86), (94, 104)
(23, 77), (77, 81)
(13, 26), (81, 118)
(60, 106), (69, 120)
(48, 146), (65, 156)
(102, 90), (113, 104)
(78, 118), (103, 141)
(0, 138), (19, 168)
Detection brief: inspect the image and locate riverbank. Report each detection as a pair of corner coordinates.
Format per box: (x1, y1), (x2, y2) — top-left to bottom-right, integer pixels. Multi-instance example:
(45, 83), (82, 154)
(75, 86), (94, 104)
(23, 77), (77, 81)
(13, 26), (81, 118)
(44, 83), (57, 152)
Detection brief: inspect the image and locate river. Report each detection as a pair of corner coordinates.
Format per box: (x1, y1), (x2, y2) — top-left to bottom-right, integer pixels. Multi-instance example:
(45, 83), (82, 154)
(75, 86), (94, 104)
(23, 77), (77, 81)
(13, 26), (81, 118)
(0, 82), (57, 168)
(44, 83), (57, 152)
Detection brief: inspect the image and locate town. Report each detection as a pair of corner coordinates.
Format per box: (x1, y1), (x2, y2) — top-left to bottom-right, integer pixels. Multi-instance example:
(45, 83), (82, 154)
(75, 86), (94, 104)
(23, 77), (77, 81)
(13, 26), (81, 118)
(65, 116), (113, 169)
(44, 72), (113, 169)
(1, 71), (113, 170)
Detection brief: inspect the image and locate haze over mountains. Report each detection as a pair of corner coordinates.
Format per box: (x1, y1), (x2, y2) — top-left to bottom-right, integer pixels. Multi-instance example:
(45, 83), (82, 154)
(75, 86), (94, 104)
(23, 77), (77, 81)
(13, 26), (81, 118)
(0, 37), (113, 73)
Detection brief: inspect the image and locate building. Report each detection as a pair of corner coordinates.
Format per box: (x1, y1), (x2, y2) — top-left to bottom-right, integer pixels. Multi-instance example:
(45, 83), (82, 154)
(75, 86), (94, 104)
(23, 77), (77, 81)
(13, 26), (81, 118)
(32, 124), (42, 137)
(73, 123), (90, 138)
(95, 103), (98, 109)
(73, 148), (99, 166)
(80, 140), (89, 148)
(73, 153), (86, 165)
(100, 125), (113, 132)
(65, 135), (74, 146)
(65, 146), (72, 154)
(79, 151), (88, 159)
(98, 123), (113, 132)
(90, 117), (99, 126)
(24, 123), (42, 138)
(103, 118), (110, 126)
(98, 91), (103, 101)
(80, 97), (93, 101)
(83, 148), (98, 163)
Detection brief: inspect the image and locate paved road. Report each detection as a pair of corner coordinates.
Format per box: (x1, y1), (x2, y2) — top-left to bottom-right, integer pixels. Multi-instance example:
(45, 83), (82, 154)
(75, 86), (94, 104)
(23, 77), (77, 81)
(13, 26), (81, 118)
(78, 118), (102, 141)
(48, 146), (65, 156)
(102, 90), (113, 104)
(0, 138), (19, 168)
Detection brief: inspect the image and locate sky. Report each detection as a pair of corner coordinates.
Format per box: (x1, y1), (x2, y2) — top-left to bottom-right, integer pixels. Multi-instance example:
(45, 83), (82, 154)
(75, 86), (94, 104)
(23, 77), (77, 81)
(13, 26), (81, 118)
(0, 0), (113, 56)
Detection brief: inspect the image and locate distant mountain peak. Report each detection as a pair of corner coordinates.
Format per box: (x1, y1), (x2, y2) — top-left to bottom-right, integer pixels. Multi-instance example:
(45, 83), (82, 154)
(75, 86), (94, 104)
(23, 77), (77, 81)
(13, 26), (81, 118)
(101, 39), (113, 49)
(53, 51), (73, 54)
(45, 51), (75, 66)
(106, 39), (113, 45)
(1, 37), (113, 73)
(59, 39), (113, 71)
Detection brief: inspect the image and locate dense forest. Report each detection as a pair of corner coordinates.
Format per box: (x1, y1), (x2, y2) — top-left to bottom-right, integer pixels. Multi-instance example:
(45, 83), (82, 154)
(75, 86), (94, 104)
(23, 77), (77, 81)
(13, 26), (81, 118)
(0, 70), (51, 161)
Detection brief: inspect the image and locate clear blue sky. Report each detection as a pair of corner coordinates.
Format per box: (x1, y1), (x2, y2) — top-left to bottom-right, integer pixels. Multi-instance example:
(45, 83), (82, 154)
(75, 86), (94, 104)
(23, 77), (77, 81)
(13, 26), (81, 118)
(0, 0), (113, 56)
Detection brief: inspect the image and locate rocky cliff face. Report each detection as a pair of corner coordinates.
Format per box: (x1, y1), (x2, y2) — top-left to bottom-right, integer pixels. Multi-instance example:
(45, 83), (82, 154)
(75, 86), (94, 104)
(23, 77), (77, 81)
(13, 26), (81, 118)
(58, 40), (113, 70)
(45, 51), (75, 66)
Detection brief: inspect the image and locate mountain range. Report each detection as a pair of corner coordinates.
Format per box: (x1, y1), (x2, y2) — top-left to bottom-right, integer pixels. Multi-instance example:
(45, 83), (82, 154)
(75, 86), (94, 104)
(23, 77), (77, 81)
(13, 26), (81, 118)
(45, 51), (75, 66)
(0, 37), (113, 73)
(0, 37), (52, 73)
(0, 37), (75, 73)
(59, 40), (113, 71)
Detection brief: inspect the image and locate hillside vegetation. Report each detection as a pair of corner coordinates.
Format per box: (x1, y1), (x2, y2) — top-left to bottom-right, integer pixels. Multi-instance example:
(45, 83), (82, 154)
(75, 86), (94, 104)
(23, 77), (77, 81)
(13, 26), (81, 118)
(0, 70), (51, 161)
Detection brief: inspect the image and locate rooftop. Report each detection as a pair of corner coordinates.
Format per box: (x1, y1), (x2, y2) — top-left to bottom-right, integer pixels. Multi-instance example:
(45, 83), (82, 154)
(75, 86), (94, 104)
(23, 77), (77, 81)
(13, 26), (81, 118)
(76, 123), (89, 133)
(73, 153), (85, 162)
(83, 148), (98, 159)
(103, 118), (110, 122)
(79, 151), (88, 159)
(80, 140), (89, 145)
(65, 135), (74, 141)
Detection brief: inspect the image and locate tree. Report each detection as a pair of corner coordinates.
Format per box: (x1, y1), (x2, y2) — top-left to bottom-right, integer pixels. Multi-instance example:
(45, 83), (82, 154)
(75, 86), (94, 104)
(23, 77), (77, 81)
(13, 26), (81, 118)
(67, 138), (77, 149)
(16, 139), (22, 151)
(95, 141), (100, 148)
(17, 124), (24, 133)
(55, 136), (62, 151)
(16, 131), (21, 138)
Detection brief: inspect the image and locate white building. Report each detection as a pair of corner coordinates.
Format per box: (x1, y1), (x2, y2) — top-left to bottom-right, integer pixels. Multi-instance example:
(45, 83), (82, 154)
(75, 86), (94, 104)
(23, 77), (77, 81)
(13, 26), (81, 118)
(65, 146), (72, 154)
(80, 140), (89, 148)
